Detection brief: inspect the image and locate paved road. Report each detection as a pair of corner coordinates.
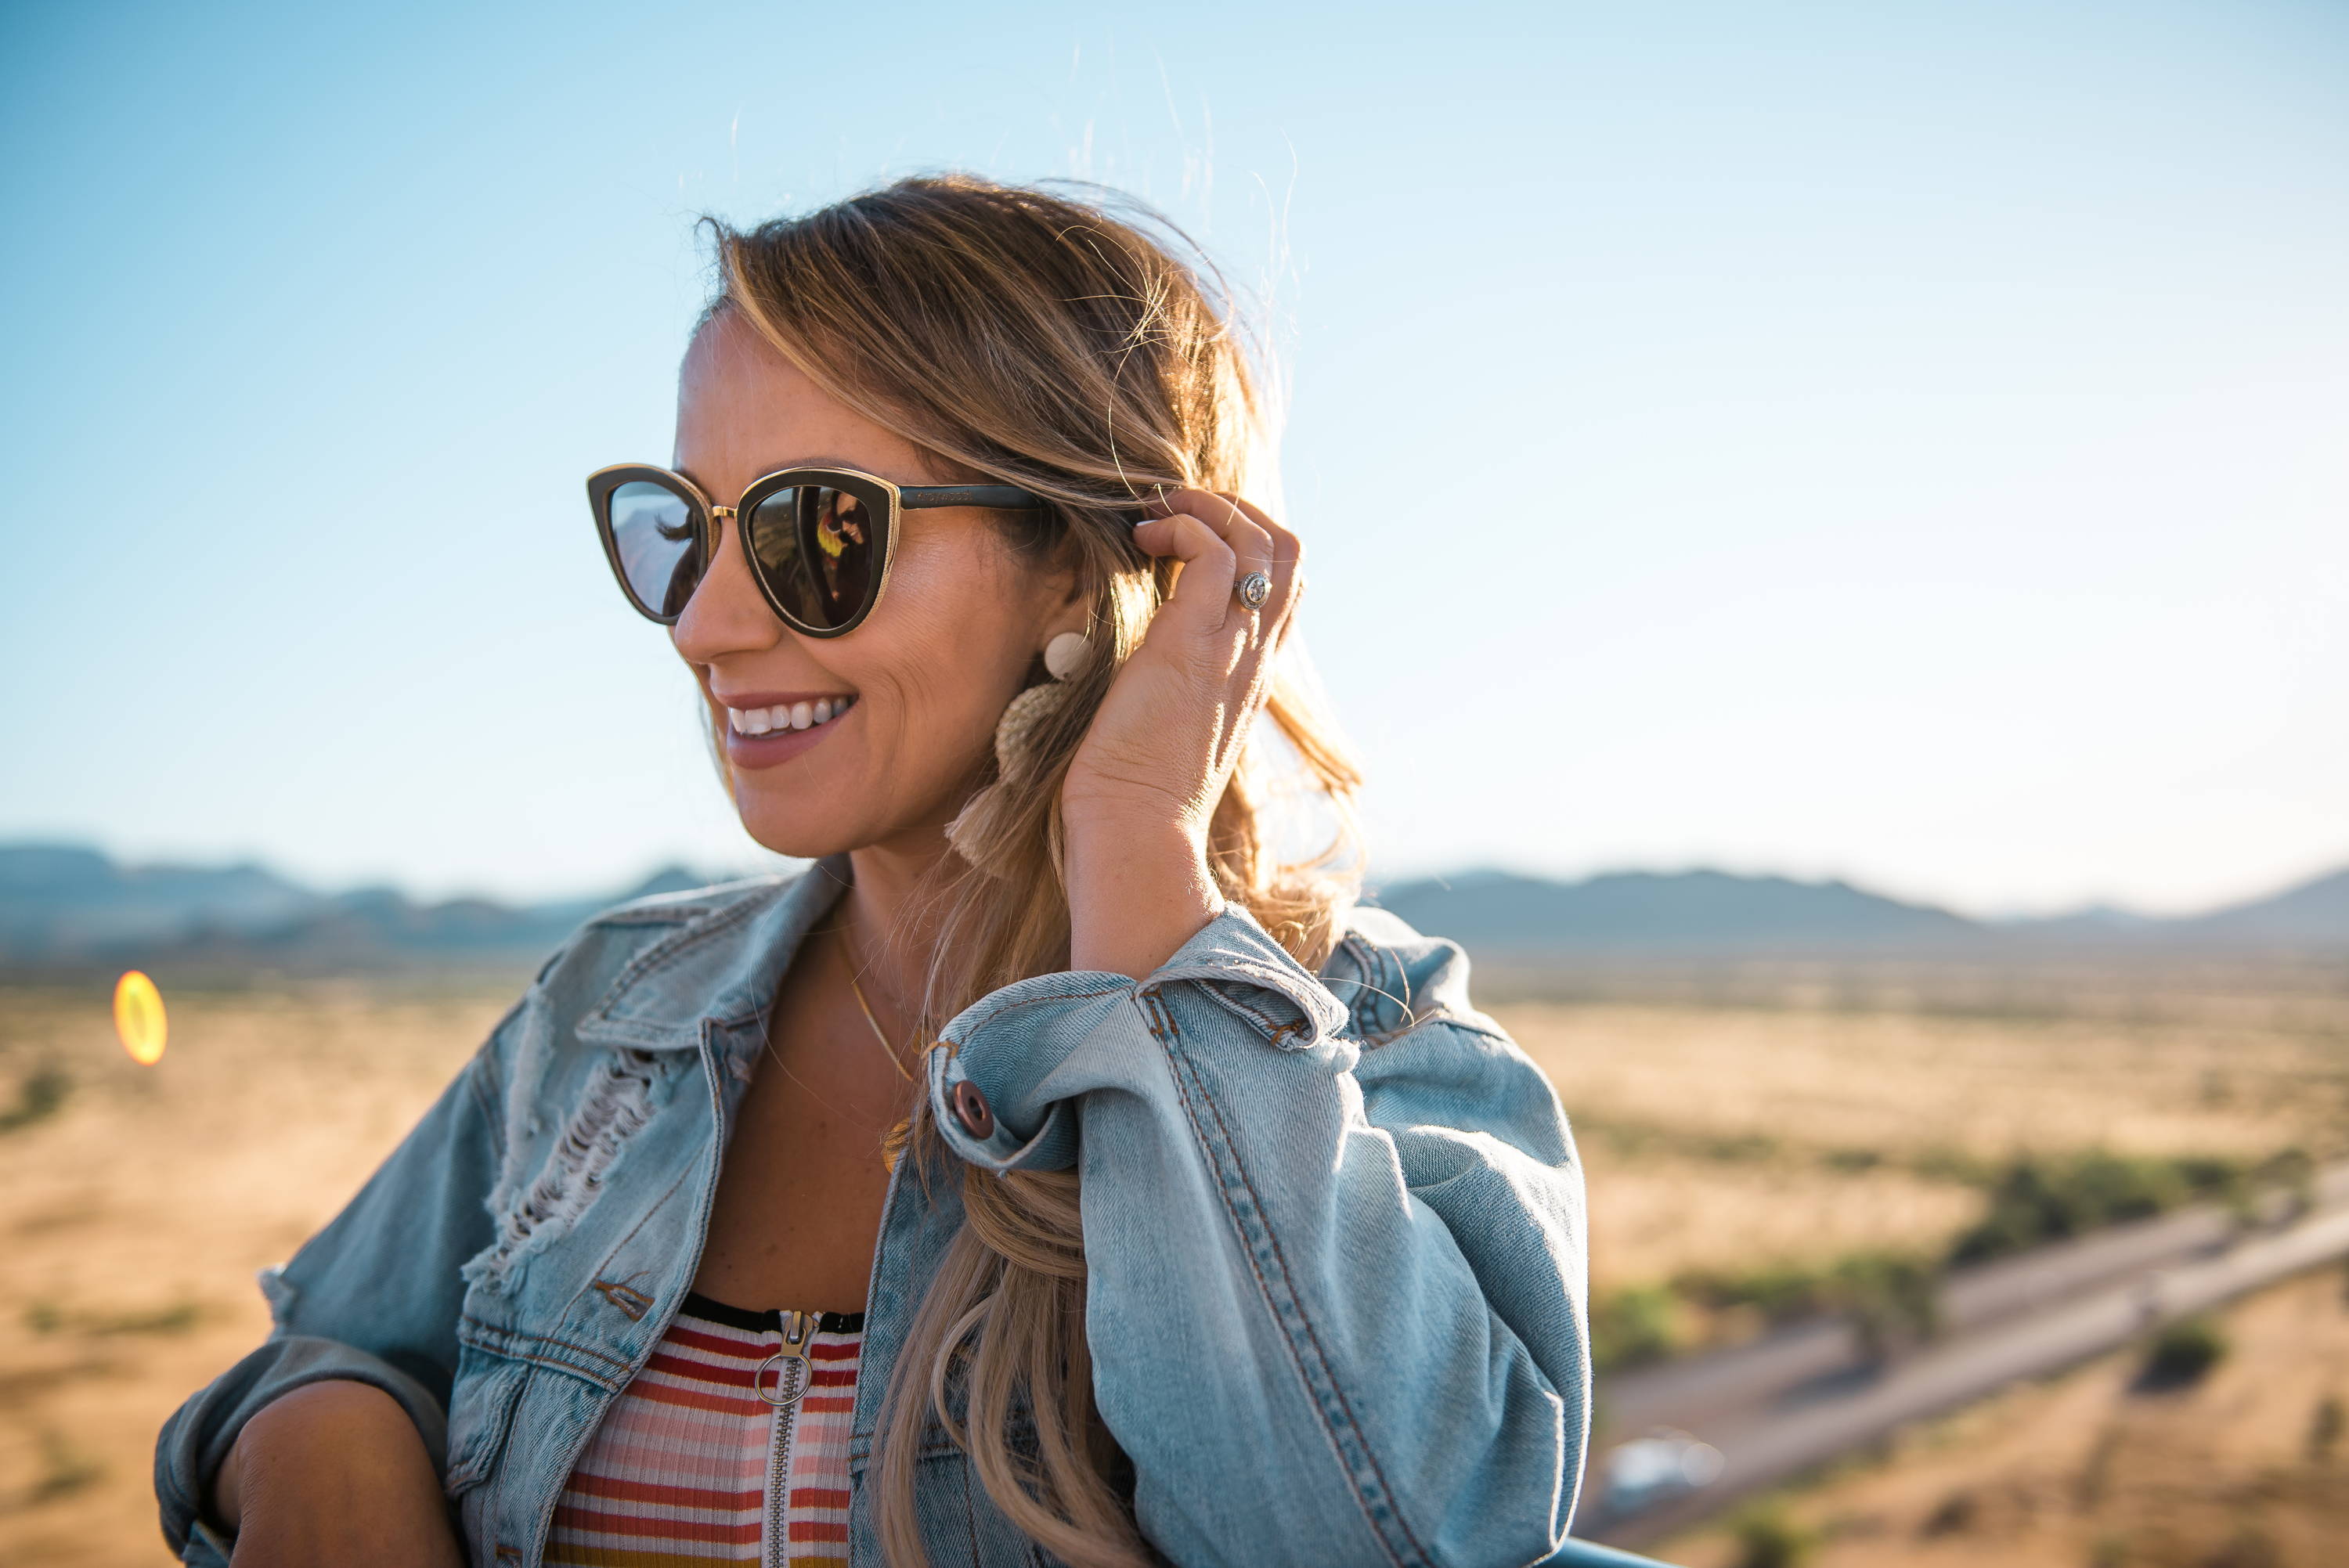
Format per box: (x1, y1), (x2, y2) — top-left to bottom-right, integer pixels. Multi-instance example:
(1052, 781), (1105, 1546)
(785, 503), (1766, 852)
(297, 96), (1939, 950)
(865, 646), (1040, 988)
(1586, 1170), (2349, 1546)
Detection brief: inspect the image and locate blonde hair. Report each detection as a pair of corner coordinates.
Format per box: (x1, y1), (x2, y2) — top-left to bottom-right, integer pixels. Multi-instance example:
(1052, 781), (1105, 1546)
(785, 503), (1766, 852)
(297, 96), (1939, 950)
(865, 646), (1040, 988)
(709, 175), (1362, 1566)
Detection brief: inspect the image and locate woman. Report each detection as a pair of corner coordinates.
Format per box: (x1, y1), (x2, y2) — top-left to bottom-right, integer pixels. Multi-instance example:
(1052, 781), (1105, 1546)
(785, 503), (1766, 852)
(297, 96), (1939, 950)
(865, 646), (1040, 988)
(155, 175), (1593, 1568)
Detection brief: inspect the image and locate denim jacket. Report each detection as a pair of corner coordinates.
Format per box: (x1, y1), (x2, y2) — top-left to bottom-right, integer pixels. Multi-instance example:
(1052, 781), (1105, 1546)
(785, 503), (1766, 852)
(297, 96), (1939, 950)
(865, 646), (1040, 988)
(155, 860), (1615, 1567)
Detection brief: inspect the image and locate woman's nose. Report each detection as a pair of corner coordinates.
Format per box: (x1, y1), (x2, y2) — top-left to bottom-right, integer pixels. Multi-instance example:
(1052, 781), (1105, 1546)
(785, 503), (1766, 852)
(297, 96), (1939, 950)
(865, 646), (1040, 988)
(671, 518), (785, 663)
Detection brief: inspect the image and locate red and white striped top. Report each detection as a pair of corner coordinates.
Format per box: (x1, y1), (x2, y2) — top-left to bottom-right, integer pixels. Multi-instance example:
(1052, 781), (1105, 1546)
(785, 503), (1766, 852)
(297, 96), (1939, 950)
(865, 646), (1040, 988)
(548, 1294), (864, 1567)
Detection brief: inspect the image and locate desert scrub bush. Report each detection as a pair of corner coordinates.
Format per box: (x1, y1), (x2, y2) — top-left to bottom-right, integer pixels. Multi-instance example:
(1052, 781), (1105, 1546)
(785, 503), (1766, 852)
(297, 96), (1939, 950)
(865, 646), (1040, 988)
(1589, 1284), (1682, 1372)
(2136, 1314), (2228, 1390)
(2308, 1393), (2343, 1462)
(30, 1430), (103, 1502)
(2253, 1146), (2316, 1218)
(1673, 1247), (1941, 1354)
(1672, 1259), (1839, 1329)
(1947, 1152), (2244, 1266)
(26, 1295), (208, 1338)
(1830, 1251), (1940, 1361)
(1730, 1499), (1817, 1568)
(0, 1063), (70, 1133)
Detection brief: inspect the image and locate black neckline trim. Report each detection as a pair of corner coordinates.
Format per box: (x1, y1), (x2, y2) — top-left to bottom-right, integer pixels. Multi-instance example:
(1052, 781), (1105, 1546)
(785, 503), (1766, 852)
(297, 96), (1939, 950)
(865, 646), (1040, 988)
(682, 1289), (864, 1335)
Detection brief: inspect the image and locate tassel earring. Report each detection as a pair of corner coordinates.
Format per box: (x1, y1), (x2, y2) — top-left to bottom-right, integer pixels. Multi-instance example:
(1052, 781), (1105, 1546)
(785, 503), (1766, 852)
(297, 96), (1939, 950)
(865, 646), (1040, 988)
(944, 632), (1092, 875)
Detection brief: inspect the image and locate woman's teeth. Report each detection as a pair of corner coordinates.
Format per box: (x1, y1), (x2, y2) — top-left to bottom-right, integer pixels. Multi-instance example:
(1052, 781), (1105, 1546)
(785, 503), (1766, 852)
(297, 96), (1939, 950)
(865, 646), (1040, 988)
(727, 696), (855, 737)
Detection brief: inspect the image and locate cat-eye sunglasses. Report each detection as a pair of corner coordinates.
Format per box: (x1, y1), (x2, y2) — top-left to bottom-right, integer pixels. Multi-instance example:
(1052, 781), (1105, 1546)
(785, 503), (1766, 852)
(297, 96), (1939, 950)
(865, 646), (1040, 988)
(587, 463), (1047, 638)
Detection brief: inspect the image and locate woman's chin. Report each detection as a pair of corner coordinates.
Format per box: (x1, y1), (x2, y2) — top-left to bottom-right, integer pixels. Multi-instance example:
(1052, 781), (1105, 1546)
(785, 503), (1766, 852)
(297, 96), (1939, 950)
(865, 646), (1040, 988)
(733, 788), (972, 867)
(730, 780), (904, 863)
(731, 806), (862, 864)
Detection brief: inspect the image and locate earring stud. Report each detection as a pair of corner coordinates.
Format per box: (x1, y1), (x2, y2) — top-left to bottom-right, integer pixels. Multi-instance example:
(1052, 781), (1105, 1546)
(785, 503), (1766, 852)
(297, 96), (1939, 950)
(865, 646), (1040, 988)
(1044, 631), (1092, 682)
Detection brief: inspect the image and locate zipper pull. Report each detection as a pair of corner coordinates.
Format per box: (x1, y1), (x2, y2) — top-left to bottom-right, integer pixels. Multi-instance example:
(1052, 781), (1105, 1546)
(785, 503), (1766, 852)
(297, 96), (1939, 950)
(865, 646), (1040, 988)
(755, 1310), (815, 1408)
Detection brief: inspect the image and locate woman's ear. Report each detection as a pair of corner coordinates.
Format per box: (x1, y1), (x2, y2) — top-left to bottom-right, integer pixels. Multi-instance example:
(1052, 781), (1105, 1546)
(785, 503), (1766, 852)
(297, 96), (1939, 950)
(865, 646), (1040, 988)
(1034, 551), (1091, 642)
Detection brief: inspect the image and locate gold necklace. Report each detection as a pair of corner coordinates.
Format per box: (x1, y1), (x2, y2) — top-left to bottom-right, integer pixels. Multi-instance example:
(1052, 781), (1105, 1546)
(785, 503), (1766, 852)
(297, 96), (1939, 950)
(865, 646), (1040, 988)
(843, 955), (916, 1084)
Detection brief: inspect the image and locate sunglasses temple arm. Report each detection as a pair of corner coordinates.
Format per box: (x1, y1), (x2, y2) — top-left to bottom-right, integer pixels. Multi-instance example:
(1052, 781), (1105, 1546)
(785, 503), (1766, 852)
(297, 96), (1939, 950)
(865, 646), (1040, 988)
(897, 485), (1048, 511)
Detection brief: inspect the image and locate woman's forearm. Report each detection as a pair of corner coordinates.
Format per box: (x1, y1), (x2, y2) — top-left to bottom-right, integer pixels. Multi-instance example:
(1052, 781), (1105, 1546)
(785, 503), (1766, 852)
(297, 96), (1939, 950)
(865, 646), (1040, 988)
(211, 1379), (464, 1566)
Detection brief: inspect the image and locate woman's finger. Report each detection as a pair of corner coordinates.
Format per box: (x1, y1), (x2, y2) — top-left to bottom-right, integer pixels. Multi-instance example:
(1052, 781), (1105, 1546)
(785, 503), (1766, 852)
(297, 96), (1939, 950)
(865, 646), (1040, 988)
(1170, 489), (1301, 637)
(1256, 519), (1305, 643)
(1135, 507), (1272, 634)
(1129, 511), (1239, 635)
(1148, 489), (1279, 631)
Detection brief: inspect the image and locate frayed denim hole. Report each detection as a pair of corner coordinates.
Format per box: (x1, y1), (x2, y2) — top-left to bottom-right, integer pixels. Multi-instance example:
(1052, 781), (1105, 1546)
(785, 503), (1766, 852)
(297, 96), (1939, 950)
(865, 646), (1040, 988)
(464, 1048), (665, 1291)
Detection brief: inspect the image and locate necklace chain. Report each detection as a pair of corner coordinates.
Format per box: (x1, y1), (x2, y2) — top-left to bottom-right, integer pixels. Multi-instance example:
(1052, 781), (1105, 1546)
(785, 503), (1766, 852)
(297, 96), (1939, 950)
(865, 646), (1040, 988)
(843, 949), (917, 1084)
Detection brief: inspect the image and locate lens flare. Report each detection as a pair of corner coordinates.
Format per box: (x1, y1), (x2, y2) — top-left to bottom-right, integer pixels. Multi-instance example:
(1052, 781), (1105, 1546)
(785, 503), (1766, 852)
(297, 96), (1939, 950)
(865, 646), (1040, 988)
(114, 971), (167, 1065)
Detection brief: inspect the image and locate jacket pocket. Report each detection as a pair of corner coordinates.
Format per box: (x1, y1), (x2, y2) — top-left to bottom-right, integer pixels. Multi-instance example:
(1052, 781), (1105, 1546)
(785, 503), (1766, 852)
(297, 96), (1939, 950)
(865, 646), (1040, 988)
(443, 1342), (530, 1498)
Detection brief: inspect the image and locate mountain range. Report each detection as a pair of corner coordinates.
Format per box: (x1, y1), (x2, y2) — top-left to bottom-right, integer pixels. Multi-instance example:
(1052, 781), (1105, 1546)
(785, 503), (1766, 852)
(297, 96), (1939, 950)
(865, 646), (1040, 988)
(1371, 864), (2349, 956)
(2, 841), (2344, 976)
(0, 843), (723, 974)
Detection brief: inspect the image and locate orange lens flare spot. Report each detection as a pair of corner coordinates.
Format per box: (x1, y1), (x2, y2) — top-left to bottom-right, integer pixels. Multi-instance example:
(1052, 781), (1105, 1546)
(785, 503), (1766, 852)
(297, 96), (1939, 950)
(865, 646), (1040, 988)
(114, 971), (168, 1065)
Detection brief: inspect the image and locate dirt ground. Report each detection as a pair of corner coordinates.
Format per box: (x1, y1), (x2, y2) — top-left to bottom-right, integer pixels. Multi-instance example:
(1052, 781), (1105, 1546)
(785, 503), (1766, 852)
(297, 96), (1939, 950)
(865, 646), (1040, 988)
(0, 979), (511, 1566)
(1658, 1264), (2349, 1568)
(0, 964), (2340, 1565)
(1502, 983), (2349, 1293)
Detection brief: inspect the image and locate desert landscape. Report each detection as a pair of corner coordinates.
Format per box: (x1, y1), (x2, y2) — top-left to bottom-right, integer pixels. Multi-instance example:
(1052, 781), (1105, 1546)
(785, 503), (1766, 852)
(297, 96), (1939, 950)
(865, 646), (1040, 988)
(0, 976), (521, 1565)
(1657, 1264), (2349, 1567)
(5, 944), (2346, 1565)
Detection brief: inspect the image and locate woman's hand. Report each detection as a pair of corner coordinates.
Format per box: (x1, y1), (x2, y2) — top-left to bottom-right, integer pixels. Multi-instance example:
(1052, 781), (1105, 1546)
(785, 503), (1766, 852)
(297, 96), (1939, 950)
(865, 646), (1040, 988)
(212, 1379), (464, 1568)
(1061, 488), (1301, 977)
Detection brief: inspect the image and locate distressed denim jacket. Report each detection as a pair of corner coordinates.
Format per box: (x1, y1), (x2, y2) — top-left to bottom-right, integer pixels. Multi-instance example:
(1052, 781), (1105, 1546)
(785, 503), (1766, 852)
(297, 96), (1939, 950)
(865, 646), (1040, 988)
(155, 860), (1604, 1567)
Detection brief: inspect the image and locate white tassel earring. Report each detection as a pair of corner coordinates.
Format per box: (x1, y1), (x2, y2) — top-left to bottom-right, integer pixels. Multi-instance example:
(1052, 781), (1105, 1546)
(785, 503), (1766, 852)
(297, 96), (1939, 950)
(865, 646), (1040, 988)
(944, 631), (1092, 875)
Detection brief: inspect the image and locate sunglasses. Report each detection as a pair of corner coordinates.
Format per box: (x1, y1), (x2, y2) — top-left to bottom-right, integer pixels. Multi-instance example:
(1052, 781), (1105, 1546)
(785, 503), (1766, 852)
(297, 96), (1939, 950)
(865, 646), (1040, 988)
(587, 463), (1048, 637)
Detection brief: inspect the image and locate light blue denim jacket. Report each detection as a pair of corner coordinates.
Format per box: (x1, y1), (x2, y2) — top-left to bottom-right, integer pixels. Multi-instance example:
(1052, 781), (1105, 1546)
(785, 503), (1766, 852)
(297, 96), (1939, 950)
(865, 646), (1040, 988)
(156, 860), (1622, 1567)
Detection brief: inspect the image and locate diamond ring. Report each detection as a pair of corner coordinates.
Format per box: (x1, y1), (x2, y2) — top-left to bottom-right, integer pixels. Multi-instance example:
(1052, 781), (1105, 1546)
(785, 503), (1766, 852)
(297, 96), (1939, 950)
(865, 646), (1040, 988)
(1236, 571), (1272, 610)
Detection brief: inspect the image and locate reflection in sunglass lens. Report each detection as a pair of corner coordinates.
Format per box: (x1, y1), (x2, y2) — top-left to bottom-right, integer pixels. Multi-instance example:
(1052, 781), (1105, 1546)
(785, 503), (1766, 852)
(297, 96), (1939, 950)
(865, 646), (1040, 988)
(746, 485), (877, 632)
(608, 481), (704, 618)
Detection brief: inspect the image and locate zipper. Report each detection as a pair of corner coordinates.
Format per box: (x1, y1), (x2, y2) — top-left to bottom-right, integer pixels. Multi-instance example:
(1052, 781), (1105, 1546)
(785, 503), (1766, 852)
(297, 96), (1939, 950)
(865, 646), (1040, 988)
(759, 1308), (817, 1567)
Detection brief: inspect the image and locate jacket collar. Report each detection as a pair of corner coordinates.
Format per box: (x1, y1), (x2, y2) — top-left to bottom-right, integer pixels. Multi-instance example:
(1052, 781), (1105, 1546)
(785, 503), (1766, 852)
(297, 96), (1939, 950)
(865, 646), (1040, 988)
(574, 854), (853, 1051)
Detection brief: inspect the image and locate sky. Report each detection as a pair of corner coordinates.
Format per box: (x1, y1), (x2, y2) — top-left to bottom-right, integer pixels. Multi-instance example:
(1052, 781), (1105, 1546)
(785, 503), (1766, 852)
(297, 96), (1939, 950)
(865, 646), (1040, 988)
(2, 0), (2343, 917)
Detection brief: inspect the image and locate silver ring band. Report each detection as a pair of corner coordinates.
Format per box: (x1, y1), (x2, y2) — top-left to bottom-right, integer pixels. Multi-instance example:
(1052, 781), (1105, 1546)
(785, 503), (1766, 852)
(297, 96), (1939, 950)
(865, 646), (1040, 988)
(1236, 571), (1272, 610)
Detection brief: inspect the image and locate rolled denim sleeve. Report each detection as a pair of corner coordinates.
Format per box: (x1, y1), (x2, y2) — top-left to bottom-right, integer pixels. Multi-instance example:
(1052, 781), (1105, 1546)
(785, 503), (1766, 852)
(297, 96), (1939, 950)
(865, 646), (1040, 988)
(928, 907), (1589, 1568)
(153, 1022), (512, 1558)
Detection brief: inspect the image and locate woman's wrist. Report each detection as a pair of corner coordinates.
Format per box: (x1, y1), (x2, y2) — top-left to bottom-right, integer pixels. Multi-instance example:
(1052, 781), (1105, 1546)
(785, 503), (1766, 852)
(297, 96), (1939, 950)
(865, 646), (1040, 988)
(1063, 813), (1222, 979)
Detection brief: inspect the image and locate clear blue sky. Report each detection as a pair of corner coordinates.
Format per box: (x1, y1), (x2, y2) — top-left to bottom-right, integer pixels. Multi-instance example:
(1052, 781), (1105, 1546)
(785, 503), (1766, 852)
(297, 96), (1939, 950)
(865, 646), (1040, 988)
(3, 0), (2343, 916)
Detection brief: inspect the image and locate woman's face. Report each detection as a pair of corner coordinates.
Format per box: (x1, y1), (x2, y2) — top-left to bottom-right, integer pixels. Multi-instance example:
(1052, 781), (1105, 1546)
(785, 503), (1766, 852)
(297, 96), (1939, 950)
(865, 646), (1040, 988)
(669, 312), (1077, 860)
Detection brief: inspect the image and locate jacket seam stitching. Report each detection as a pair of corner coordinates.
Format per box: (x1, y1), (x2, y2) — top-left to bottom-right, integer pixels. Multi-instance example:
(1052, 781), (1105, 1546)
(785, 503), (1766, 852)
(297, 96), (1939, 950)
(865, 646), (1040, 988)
(1157, 1026), (1426, 1567)
(460, 1316), (633, 1379)
(956, 980), (1134, 1044)
(1185, 980), (1323, 1051)
(464, 1338), (626, 1393)
(1192, 1064), (1429, 1565)
(568, 1160), (699, 1320)
(445, 1362), (532, 1494)
(1326, 935), (1420, 1045)
(467, 1051), (507, 1160)
(1382, 1012), (1514, 1051)
(581, 891), (775, 1034)
(1192, 981), (1291, 1040)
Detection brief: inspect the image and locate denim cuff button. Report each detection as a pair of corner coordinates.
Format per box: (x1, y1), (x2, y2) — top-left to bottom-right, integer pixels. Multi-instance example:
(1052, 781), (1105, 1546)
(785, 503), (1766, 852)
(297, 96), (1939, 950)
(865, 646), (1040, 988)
(951, 1080), (995, 1139)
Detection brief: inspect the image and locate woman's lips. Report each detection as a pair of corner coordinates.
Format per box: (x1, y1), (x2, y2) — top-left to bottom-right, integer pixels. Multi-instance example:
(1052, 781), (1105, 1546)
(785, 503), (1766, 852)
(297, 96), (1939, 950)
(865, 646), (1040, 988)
(717, 693), (857, 770)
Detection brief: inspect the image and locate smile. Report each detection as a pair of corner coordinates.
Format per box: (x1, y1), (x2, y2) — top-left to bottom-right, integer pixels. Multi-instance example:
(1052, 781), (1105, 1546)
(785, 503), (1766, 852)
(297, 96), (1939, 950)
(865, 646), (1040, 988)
(726, 696), (857, 736)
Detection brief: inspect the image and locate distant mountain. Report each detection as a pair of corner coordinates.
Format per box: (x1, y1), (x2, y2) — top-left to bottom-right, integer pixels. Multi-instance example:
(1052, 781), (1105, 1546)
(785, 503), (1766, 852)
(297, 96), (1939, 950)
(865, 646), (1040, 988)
(1370, 868), (1986, 954)
(5, 840), (2342, 975)
(2172, 867), (2349, 945)
(0, 843), (324, 957)
(0, 842), (771, 971)
(1369, 862), (2349, 957)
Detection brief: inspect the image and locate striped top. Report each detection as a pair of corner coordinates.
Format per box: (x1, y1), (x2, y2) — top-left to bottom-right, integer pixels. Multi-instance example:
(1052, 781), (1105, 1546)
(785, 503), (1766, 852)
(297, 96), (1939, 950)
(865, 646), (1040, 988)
(548, 1293), (865, 1568)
